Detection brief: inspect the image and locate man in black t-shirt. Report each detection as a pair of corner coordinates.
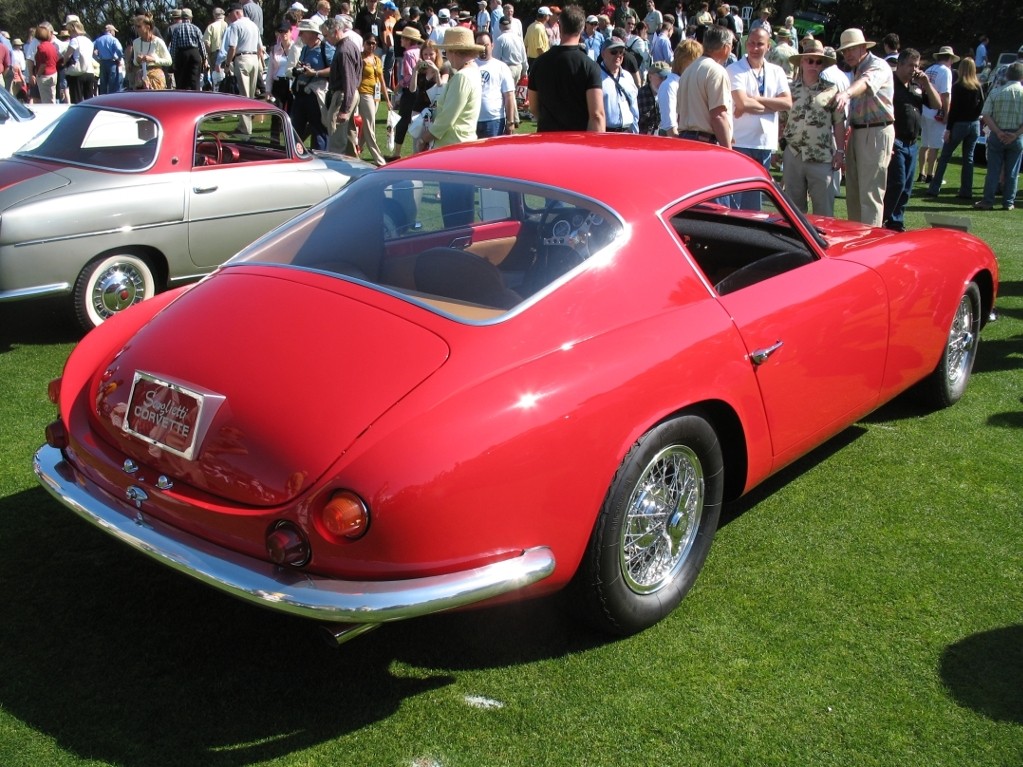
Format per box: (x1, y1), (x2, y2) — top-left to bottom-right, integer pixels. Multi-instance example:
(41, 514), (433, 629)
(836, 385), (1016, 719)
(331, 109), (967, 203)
(527, 4), (605, 131)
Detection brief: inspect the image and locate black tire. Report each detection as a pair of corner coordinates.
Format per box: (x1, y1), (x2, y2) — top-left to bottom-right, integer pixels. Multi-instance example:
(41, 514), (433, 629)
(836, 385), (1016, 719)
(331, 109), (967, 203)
(920, 281), (982, 409)
(73, 254), (157, 331)
(574, 413), (724, 636)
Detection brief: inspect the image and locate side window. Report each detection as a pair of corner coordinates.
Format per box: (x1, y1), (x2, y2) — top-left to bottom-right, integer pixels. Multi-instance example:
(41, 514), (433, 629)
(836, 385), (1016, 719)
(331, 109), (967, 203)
(195, 112), (289, 167)
(383, 180), (513, 239)
(670, 189), (817, 296)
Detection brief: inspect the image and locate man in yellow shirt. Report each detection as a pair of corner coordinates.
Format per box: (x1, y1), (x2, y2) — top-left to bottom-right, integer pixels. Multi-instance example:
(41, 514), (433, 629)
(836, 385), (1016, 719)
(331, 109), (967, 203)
(525, 6), (551, 71)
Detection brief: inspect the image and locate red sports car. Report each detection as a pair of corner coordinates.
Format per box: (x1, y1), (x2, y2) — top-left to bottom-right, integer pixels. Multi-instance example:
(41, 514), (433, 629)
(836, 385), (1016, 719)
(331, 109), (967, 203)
(35, 135), (998, 644)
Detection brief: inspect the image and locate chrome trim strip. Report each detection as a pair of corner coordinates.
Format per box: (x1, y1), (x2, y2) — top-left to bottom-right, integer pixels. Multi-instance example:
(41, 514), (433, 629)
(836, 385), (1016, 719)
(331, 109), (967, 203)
(0, 282), (72, 301)
(34, 444), (556, 623)
(13, 220), (182, 249)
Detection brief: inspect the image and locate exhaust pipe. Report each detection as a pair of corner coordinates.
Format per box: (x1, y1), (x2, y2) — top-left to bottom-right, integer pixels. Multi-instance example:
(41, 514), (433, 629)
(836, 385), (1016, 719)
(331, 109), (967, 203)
(318, 622), (380, 647)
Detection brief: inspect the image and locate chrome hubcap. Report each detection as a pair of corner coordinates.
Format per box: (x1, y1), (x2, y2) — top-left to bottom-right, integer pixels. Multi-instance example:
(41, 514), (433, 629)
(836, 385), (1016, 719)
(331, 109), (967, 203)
(94, 264), (145, 318)
(946, 294), (976, 385)
(620, 444), (704, 594)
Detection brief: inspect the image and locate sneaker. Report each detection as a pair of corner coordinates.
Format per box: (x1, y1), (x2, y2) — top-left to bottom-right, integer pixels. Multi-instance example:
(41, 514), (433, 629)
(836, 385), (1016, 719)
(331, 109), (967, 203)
(1005, 204), (1015, 211)
(973, 201), (994, 210)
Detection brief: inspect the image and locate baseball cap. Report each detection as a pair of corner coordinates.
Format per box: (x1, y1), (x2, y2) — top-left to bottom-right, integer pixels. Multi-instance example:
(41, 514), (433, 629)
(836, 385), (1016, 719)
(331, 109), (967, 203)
(537, 6), (552, 16)
(604, 36), (626, 51)
(586, 14), (598, 23)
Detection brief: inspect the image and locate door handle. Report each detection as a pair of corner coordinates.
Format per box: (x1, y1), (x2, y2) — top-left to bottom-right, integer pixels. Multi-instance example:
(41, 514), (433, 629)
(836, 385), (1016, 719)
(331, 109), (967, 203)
(751, 340), (783, 366)
(449, 235), (472, 248)
(193, 185), (218, 194)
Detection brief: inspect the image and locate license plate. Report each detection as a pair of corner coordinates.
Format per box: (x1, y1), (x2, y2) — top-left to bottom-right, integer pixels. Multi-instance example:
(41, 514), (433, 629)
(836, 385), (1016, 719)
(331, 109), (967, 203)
(122, 372), (206, 460)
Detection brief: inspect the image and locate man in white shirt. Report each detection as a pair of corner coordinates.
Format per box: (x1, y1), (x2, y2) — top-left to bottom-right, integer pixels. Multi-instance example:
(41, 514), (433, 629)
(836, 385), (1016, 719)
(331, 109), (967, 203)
(727, 26), (791, 208)
(475, 31), (517, 135)
(600, 37), (638, 132)
(502, 3), (524, 37)
(223, 3), (265, 101)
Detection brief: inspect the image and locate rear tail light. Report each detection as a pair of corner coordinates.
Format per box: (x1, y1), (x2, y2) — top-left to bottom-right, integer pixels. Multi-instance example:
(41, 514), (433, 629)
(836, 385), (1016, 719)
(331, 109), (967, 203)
(45, 419), (68, 450)
(266, 521), (310, 566)
(47, 378), (62, 405)
(319, 491), (370, 541)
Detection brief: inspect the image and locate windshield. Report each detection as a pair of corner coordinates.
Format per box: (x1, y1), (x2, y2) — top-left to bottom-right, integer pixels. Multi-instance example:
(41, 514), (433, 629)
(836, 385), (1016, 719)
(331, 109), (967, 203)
(15, 107), (159, 171)
(233, 171), (623, 322)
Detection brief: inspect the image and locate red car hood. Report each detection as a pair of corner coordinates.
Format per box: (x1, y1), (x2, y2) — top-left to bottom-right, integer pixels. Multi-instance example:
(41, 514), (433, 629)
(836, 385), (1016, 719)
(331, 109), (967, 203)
(0, 158), (71, 208)
(90, 269), (450, 506)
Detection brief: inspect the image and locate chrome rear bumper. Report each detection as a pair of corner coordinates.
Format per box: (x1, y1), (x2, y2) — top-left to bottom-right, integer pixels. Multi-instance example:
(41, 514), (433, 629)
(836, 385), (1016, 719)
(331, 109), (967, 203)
(34, 444), (556, 623)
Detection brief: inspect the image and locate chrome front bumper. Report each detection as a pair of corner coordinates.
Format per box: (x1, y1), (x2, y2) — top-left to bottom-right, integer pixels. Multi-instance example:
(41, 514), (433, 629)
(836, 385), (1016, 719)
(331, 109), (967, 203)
(34, 444), (556, 623)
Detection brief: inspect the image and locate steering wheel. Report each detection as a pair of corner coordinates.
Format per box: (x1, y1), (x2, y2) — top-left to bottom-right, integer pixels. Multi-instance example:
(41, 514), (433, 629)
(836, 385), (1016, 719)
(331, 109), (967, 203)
(199, 132), (223, 164)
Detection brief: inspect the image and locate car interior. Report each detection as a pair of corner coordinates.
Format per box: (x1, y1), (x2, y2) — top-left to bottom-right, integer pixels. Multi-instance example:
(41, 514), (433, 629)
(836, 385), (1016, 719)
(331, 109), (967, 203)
(669, 195), (819, 295)
(194, 112), (292, 167)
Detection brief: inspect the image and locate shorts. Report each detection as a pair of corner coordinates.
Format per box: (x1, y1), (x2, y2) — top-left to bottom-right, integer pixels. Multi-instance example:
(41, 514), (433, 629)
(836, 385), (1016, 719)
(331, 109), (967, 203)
(920, 114), (945, 149)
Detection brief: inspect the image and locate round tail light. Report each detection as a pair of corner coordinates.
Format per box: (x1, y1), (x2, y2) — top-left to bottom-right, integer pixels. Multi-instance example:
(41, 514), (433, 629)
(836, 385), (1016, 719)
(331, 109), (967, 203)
(320, 491), (370, 540)
(266, 522), (310, 566)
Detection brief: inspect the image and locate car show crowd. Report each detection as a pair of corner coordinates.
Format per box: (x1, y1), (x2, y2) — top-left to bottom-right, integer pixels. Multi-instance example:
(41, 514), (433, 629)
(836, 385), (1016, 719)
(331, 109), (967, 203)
(2, 2), (1020, 224)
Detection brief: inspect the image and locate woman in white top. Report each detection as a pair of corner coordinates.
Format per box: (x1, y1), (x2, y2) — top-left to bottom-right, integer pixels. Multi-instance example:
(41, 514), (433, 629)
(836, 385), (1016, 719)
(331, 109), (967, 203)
(63, 19), (97, 102)
(131, 16), (173, 90)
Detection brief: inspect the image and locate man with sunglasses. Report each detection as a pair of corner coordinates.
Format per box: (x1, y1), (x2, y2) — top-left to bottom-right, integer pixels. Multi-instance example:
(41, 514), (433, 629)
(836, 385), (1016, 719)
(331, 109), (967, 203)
(727, 26), (791, 208)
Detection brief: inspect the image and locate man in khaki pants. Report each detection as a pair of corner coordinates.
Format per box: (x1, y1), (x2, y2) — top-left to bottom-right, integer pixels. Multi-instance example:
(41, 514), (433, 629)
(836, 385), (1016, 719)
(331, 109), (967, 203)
(832, 28), (894, 227)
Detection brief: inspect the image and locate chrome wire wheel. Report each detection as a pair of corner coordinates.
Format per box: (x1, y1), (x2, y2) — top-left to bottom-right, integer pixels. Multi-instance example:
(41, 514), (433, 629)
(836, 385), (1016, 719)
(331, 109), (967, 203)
(619, 444), (704, 595)
(944, 291), (977, 389)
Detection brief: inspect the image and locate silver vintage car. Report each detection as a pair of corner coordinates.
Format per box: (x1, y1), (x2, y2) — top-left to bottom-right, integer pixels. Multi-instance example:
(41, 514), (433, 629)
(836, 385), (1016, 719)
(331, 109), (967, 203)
(0, 91), (370, 330)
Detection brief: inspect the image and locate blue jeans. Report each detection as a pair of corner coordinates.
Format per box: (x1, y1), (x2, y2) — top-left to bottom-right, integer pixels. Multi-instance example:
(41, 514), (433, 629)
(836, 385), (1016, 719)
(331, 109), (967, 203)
(476, 118), (506, 138)
(98, 60), (123, 94)
(732, 147), (772, 210)
(883, 138), (918, 230)
(982, 132), (1023, 208)
(927, 120), (980, 197)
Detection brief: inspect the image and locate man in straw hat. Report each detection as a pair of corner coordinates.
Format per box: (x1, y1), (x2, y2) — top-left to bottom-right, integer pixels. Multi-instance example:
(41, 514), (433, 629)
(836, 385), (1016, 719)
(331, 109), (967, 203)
(782, 40), (845, 216)
(527, 4), (604, 132)
(917, 45), (959, 183)
(767, 27), (797, 77)
(832, 28), (894, 227)
(416, 26), (483, 152)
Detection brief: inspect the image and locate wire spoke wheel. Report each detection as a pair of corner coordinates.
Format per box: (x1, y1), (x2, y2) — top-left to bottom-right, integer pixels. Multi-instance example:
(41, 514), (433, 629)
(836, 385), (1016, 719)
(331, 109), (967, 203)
(620, 445), (703, 594)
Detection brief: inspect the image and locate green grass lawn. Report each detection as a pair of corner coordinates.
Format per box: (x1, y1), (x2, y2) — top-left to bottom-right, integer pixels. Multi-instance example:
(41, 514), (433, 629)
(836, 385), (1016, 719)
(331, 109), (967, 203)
(0, 152), (1020, 767)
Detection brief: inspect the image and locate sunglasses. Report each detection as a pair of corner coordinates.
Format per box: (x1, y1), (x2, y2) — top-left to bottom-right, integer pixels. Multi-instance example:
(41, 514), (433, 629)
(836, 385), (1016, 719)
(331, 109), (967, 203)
(803, 58), (824, 65)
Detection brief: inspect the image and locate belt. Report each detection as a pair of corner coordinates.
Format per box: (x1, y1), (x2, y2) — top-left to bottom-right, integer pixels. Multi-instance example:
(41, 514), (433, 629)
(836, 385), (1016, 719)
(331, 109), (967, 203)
(851, 121), (893, 129)
(606, 126), (630, 133)
(237, 51), (258, 55)
(679, 129), (717, 143)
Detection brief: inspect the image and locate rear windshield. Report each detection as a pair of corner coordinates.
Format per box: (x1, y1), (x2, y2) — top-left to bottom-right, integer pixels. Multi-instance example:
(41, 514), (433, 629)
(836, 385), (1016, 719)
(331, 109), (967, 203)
(233, 171), (624, 323)
(15, 107), (159, 172)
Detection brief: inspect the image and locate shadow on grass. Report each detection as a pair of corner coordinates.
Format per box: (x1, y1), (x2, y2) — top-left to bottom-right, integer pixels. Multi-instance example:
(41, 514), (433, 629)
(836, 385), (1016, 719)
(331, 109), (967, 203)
(0, 485), (605, 766)
(0, 299), (83, 353)
(719, 425), (866, 527)
(940, 624), (1023, 724)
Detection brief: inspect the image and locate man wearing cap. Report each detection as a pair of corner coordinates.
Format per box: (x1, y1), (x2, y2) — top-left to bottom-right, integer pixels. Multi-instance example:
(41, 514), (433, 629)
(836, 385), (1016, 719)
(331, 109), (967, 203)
(528, 4), (604, 132)
(476, 1), (491, 34)
(580, 15), (602, 61)
(638, 59), (669, 133)
(832, 28), (894, 227)
(291, 19), (334, 149)
(524, 6), (551, 71)
(93, 23), (124, 94)
(204, 9), (229, 73)
(676, 24), (734, 147)
(599, 37), (639, 132)
(917, 45), (958, 184)
(882, 48), (940, 231)
(169, 9), (208, 90)
(224, 4), (264, 101)
(766, 27), (796, 77)
(431, 8), (452, 44)
(977, 62), (1023, 211)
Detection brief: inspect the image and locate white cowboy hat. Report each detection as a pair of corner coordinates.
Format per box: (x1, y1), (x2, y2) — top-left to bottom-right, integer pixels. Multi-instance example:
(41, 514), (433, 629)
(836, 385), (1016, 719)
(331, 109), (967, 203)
(836, 28), (875, 52)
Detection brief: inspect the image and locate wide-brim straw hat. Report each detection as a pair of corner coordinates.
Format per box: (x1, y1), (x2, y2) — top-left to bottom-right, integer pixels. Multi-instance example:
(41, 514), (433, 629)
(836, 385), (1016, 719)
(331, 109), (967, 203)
(790, 39), (835, 67)
(400, 26), (424, 42)
(437, 26), (484, 53)
(934, 45), (960, 62)
(836, 28), (875, 52)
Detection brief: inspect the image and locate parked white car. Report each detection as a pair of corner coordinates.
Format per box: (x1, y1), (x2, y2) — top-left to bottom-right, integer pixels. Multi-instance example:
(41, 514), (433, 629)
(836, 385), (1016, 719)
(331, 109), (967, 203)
(0, 88), (68, 159)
